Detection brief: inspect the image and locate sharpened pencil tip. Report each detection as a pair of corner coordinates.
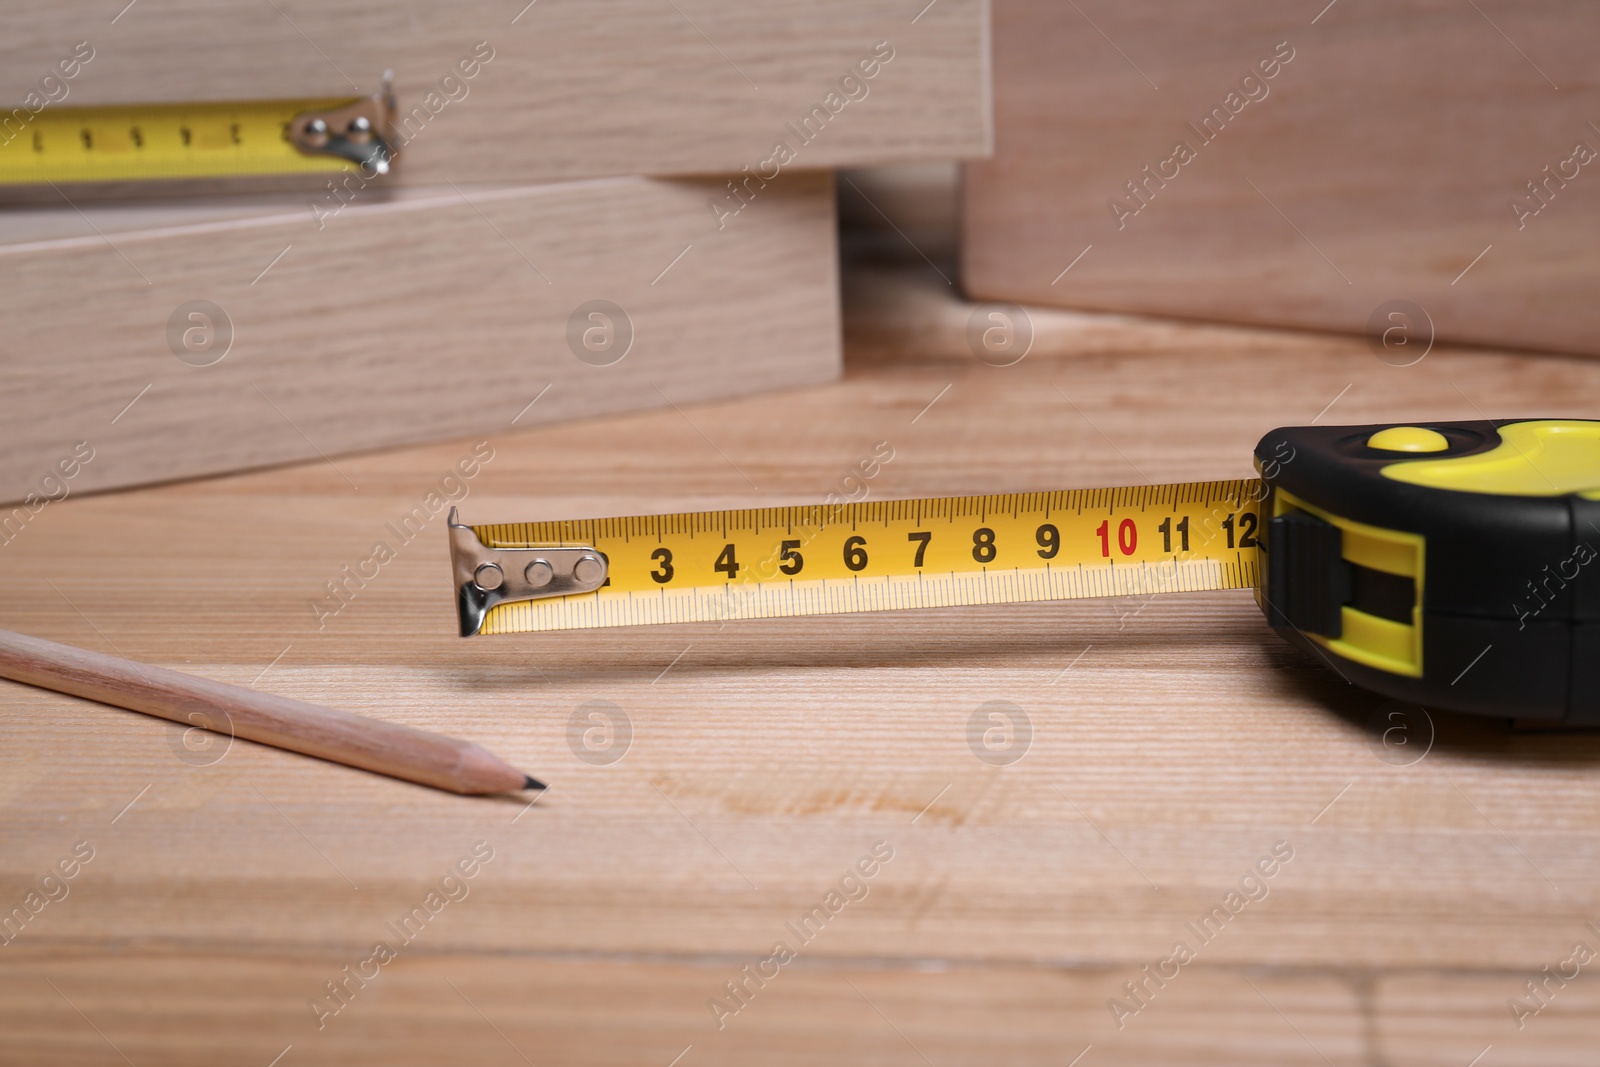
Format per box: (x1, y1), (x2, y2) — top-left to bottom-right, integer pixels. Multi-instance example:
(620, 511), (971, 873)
(523, 775), (547, 791)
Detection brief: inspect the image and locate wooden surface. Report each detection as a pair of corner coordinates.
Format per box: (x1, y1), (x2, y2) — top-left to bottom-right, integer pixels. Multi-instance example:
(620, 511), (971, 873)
(3, 0), (990, 188)
(5, 264), (1600, 1063)
(962, 0), (1600, 356)
(0, 172), (840, 503)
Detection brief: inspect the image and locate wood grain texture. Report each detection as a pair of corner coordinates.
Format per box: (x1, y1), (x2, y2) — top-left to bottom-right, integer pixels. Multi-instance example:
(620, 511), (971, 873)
(0, 950), (1368, 1067)
(962, 0), (1600, 355)
(0, 172), (840, 503)
(2, 0), (991, 187)
(3, 264), (1600, 1061)
(0, 627), (532, 794)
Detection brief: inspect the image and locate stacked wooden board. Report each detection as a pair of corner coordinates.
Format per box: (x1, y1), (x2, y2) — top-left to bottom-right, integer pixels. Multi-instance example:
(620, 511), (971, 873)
(2, 1), (991, 186)
(0, 1), (992, 501)
(962, 0), (1599, 356)
(0, 176), (840, 502)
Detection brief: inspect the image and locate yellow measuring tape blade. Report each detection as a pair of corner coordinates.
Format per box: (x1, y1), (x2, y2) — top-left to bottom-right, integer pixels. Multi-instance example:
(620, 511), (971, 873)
(472, 479), (1264, 634)
(0, 99), (357, 184)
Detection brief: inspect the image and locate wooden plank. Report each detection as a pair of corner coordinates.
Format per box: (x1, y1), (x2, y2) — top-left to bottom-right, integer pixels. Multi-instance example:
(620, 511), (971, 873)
(3, 266), (1600, 1060)
(0, 951), (1365, 1066)
(962, 0), (1600, 355)
(1375, 970), (1600, 1067)
(0, 0), (990, 188)
(0, 172), (840, 502)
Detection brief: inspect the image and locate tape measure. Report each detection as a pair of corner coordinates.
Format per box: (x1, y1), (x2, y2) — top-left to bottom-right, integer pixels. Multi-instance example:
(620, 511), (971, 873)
(0, 86), (395, 186)
(449, 419), (1600, 722)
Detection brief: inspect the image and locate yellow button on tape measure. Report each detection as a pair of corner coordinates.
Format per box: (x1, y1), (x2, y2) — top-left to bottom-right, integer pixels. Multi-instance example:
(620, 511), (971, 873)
(449, 420), (1600, 723)
(1366, 426), (1450, 453)
(0, 87), (396, 186)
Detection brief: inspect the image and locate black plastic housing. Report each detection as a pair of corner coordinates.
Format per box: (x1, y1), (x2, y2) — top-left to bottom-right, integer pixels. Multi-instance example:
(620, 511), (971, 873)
(1254, 421), (1600, 722)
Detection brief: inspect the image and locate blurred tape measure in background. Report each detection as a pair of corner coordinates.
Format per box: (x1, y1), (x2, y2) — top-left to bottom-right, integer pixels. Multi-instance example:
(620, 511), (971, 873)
(0, 83), (395, 185)
(450, 420), (1600, 723)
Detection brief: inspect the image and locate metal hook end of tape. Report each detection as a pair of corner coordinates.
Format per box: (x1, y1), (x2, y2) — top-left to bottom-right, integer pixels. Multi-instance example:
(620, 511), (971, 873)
(287, 84), (398, 176)
(448, 508), (609, 637)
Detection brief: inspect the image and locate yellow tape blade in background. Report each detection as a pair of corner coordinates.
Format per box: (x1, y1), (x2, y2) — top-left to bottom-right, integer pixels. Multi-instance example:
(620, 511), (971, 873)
(473, 479), (1264, 634)
(0, 99), (357, 185)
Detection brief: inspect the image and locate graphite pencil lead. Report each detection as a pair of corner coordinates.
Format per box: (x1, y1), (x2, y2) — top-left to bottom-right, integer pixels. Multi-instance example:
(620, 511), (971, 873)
(524, 775), (547, 791)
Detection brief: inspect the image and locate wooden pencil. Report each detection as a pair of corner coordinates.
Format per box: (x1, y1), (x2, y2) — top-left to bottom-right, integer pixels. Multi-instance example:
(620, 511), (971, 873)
(0, 628), (542, 796)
